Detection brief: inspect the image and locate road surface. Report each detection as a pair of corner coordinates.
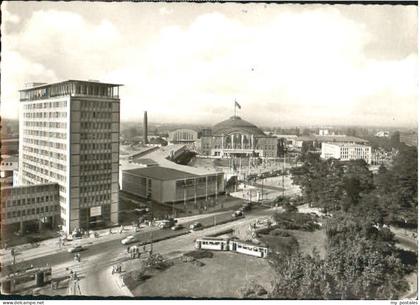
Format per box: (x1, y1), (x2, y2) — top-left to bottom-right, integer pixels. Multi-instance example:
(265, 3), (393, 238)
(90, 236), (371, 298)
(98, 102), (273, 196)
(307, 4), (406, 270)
(3, 207), (277, 296)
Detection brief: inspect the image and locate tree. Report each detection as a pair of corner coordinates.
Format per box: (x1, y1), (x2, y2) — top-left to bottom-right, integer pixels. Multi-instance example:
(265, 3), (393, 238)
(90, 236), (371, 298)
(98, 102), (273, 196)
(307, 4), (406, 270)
(390, 131), (401, 148)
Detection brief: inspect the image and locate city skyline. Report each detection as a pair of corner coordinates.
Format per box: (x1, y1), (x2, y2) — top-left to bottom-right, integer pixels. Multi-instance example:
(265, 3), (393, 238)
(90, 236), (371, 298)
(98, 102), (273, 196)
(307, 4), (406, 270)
(1, 2), (417, 128)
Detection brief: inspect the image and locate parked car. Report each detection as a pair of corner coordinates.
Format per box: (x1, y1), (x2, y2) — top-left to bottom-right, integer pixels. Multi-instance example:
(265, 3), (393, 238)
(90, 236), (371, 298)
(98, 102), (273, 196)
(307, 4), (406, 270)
(232, 210), (243, 218)
(189, 222), (203, 232)
(171, 224), (183, 231)
(68, 245), (84, 253)
(121, 235), (138, 245)
(241, 203), (252, 211)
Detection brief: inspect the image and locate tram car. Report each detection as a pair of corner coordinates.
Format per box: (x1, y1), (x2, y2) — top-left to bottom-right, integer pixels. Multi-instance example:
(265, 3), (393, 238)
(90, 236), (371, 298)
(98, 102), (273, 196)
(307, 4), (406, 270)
(194, 237), (269, 258)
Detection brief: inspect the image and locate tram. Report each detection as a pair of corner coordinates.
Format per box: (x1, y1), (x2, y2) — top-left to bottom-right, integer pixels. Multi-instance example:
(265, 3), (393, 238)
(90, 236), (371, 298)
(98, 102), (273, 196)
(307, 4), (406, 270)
(194, 237), (269, 258)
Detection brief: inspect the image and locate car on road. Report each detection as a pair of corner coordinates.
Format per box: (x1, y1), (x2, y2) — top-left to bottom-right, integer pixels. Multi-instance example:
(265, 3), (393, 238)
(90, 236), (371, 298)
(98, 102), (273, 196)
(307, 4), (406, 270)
(241, 203), (252, 211)
(232, 210), (243, 218)
(189, 222), (203, 232)
(121, 235), (138, 245)
(67, 245), (84, 253)
(171, 224), (183, 231)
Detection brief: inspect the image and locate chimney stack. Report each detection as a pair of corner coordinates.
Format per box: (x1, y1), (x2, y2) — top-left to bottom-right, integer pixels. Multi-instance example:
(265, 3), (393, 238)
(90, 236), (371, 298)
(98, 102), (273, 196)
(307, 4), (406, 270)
(143, 111), (148, 144)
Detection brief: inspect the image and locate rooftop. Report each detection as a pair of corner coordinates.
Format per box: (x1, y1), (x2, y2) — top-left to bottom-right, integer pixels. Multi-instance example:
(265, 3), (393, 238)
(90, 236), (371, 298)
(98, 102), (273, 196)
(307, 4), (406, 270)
(19, 79), (122, 91)
(132, 144), (223, 176)
(324, 142), (371, 148)
(131, 158), (159, 166)
(124, 166), (198, 181)
(297, 135), (369, 143)
(19, 80), (123, 102)
(212, 116), (266, 136)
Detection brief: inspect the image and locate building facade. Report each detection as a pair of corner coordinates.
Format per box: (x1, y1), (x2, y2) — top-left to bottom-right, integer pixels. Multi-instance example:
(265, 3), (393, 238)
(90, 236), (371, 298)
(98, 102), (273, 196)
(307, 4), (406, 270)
(122, 166), (224, 204)
(200, 116), (279, 158)
(19, 80), (121, 233)
(0, 183), (60, 238)
(168, 129), (198, 145)
(321, 143), (372, 164)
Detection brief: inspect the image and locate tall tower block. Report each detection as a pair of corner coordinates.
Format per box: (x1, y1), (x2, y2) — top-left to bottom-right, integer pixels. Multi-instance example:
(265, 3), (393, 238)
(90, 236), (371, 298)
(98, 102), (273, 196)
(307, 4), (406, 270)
(19, 80), (122, 234)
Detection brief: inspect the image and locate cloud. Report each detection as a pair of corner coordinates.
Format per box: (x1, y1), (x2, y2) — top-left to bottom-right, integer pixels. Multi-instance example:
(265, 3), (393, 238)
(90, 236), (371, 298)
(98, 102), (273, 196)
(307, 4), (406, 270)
(1, 49), (57, 118)
(1, 4), (417, 128)
(159, 7), (173, 15)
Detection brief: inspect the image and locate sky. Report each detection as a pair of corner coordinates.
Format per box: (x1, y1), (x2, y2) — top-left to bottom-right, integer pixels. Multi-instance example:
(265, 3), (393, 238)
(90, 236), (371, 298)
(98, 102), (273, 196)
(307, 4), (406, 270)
(1, 2), (417, 128)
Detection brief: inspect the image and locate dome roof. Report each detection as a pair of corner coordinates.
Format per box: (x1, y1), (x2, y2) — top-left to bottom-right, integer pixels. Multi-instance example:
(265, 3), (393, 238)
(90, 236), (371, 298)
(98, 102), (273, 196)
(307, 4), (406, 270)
(212, 116), (266, 136)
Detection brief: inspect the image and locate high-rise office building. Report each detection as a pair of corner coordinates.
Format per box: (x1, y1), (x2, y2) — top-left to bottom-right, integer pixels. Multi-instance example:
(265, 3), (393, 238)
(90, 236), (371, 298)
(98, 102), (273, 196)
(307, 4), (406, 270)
(19, 80), (121, 233)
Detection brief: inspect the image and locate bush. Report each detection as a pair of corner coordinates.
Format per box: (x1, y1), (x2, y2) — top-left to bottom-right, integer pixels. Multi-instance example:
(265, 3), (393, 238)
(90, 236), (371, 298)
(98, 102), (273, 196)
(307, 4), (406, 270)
(270, 229), (292, 237)
(239, 281), (268, 298)
(274, 212), (320, 231)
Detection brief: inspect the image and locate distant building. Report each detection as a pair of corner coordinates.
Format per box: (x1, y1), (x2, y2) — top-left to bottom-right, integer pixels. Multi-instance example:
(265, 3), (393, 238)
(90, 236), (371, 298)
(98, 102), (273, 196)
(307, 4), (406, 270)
(1, 183), (60, 238)
(295, 135), (369, 149)
(19, 80), (121, 233)
(375, 131), (390, 138)
(321, 143), (372, 164)
(1, 155), (18, 178)
(168, 129), (198, 145)
(275, 135), (298, 149)
(1, 138), (19, 156)
(200, 116), (279, 158)
(122, 166), (224, 204)
(319, 129), (330, 136)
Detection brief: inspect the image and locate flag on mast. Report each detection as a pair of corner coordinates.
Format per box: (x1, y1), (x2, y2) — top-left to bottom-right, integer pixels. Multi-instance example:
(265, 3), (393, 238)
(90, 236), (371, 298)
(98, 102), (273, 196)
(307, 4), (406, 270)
(235, 100), (241, 109)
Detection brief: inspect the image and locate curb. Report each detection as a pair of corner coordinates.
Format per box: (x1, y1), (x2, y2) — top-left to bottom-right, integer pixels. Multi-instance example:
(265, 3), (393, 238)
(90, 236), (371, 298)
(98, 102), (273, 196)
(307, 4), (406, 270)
(110, 266), (134, 297)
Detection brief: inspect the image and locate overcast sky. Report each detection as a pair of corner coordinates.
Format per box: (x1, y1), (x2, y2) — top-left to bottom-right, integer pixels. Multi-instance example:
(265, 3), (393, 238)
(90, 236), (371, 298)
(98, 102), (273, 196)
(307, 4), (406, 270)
(1, 2), (417, 127)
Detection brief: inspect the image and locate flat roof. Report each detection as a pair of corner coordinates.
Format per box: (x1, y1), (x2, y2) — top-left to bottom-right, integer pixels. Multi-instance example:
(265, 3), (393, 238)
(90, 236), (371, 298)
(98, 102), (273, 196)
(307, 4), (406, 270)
(1, 155), (18, 162)
(19, 80), (123, 91)
(132, 144), (223, 176)
(323, 142), (371, 148)
(132, 158), (159, 166)
(124, 166), (198, 181)
(296, 135), (368, 143)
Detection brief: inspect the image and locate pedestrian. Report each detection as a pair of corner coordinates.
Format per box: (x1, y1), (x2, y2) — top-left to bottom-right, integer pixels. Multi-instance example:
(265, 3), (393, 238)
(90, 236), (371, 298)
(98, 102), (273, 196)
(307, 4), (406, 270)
(127, 246), (130, 253)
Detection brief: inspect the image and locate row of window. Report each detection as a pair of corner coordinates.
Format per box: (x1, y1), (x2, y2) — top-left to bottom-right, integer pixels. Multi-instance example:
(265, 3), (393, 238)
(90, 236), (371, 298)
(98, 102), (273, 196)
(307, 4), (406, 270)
(22, 168), (66, 183)
(24, 111), (67, 119)
(5, 205), (59, 219)
(80, 100), (113, 109)
(24, 130), (67, 139)
(80, 174), (112, 183)
(80, 133), (112, 141)
(80, 153), (112, 162)
(81, 194), (111, 204)
(23, 147), (67, 161)
(81, 112), (113, 119)
(23, 139), (67, 150)
(24, 121), (67, 129)
(23, 156), (66, 171)
(80, 143), (113, 151)
(24, 101), (67, 110)
(0, 161), (17, 166)
(80, 122), (112, 129)
(80, 184), (112, 194)
(81, 163), (112, 172)
(3, 194), (58, 208)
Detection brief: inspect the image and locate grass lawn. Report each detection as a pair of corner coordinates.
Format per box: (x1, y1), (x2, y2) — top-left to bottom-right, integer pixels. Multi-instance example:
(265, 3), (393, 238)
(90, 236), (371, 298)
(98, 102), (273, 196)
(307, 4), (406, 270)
(131, 251), (276, 298)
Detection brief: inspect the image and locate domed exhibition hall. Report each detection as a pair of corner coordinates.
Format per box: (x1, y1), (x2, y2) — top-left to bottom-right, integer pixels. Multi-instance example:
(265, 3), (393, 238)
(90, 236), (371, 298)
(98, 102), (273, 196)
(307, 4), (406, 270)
(200, 116), (279, 158)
